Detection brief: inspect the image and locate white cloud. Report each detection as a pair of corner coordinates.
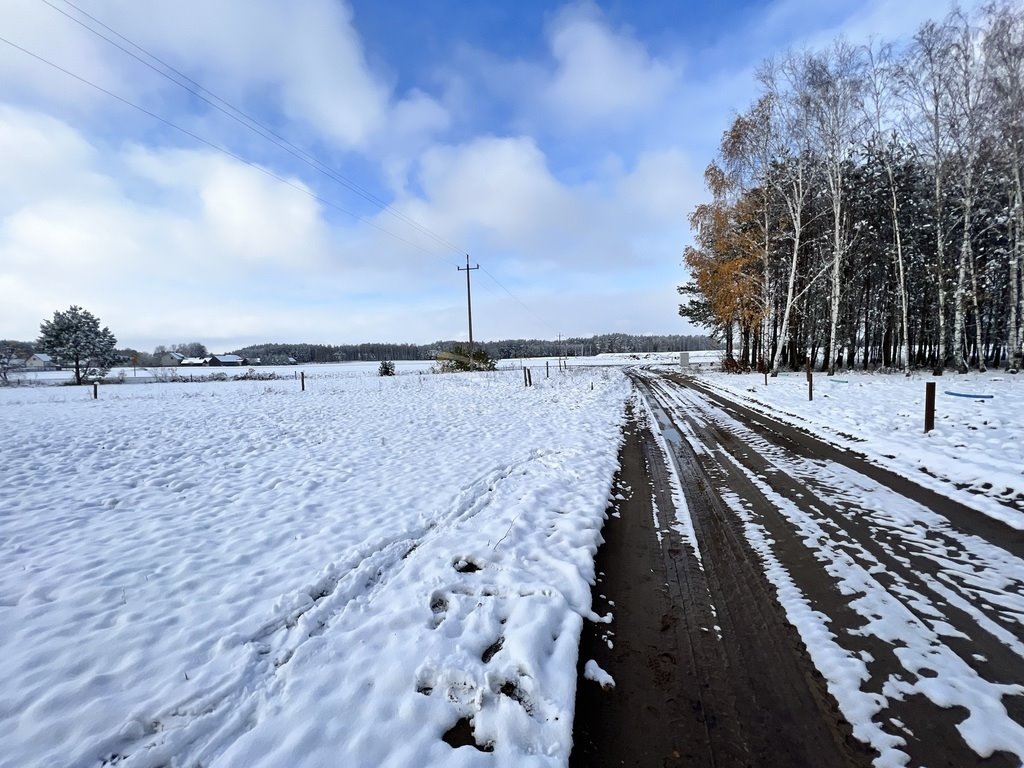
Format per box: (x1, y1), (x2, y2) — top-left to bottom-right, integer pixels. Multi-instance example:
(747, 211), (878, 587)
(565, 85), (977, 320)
(0, 0), (136, 112)
(0, 105), (114, 209)
(104, 0), (390, 148)
(614, 148), (700, 227)
(400, 135), (585, 252)
(0, 3), (728, 350)
(0, 108), (341, 344)
(541, 3), (678, 127)
(0, 0), (450, 153)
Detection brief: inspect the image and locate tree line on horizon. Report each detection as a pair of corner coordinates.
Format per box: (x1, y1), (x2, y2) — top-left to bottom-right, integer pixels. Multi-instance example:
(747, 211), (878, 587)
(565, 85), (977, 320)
(230, 333), (717, 365)
(680, 4), (1023, 375)
(3, 330), (717, 375)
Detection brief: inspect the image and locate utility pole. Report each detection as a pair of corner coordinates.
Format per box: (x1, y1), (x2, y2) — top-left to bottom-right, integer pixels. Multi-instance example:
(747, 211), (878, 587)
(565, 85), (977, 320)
(458, 254), (479, 359)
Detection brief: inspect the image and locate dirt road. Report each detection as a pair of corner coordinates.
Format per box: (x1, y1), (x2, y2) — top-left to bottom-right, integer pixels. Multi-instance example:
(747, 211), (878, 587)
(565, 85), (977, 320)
(571, 369), (1024, 767)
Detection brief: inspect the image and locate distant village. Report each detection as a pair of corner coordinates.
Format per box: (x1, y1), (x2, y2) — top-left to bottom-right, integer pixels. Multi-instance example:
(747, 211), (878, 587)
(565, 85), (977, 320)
(13, 351), (296, 372)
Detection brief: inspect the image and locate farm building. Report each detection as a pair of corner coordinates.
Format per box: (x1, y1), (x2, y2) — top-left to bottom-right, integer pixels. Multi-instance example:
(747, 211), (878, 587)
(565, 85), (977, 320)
(209, 354), (244, 366)
(25, 353), (55, 370)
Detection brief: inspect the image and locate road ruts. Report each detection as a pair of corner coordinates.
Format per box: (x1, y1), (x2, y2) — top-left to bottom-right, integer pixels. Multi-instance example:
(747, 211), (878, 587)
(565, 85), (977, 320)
(571, 397), (874, 768)
(631, 368), (1024, 768)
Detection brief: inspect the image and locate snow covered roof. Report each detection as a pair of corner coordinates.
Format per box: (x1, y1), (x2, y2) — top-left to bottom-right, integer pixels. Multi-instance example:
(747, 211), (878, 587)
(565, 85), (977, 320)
(30, 353), (52, 362)
(212, 354), (244, 363)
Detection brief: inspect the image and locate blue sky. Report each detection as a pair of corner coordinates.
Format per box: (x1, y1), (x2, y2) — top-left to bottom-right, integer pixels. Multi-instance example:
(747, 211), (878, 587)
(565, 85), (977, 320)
(0, 0), (975, 351)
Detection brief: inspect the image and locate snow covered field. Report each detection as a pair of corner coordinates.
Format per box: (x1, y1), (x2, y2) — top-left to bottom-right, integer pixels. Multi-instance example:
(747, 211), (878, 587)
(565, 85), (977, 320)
(4, 349), (719, 387)
(0, 366), (631, 767)
(687, 368), (1024, 529)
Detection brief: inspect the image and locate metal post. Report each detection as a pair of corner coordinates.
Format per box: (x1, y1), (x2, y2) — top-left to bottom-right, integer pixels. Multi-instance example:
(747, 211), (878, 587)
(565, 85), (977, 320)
(93, 382), (98, 400)
(808, 371), (813, 401)
(924, 381), (936, 432)
(301, 371), (305, 391)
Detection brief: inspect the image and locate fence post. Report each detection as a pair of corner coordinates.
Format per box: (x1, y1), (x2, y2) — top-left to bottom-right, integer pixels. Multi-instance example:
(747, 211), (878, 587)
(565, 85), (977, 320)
(924, 381), (936, 433)
(93, 382), (98, 400)
(301, 371), (305, 392)
(808, 371), (813, 401)
(524, 367), (528, 387)
(546, 360), (549, 378)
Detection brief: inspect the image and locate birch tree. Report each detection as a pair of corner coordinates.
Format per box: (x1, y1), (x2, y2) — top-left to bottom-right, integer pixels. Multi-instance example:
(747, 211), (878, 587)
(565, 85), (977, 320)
(806, 41), (866, 374)
(946, 9), (992, 372)
(720, 95), (777, 369)
(902, 20), (955, 374)
(984, 2), (1024, 369)
(863, 41), (912, 372)
(760, 53), (820, 376)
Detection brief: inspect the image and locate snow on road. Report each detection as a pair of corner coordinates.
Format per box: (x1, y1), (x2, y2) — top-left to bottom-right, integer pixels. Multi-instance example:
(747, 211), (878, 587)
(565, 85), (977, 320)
(643, 372), (1024, 766)
(0, 366), (630, 767)
(686, 369), (1024, 528)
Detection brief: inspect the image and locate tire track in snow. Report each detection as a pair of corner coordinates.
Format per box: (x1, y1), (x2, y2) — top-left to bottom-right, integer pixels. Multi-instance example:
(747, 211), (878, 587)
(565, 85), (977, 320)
(639, 370), (1024, 767)
(85, 451), (548, 768)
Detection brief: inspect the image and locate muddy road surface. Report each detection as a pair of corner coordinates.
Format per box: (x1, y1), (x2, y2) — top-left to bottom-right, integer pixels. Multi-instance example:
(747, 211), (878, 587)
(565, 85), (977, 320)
(571, 369), (1024, 768)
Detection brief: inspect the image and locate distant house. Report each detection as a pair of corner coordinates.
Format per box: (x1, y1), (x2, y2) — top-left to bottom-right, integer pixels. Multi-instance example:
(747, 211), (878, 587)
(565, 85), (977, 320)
(209, 354), (244, 366)
(179, 357), (210, 367)
(160, 351), (185, 367)
(25, 353), (54, 370)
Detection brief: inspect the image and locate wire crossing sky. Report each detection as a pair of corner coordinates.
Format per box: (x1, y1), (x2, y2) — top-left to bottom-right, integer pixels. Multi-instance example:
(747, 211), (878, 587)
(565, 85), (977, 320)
(0, 0), (982, 350)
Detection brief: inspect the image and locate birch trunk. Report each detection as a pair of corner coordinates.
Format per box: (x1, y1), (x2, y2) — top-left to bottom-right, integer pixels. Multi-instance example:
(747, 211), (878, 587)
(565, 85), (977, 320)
(890, 177), (911, 373)
(952, 202), (972, 374)
(1010, 181), (1023, 370)
(934, 171), (948, 374)
(826, 202), (842, 375)
(968, 245), (986, 372)
(771, 228), (801, 377)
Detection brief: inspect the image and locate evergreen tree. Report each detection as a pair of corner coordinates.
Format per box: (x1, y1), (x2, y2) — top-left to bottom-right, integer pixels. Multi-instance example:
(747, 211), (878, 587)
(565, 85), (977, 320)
(37, 305), (118, 385)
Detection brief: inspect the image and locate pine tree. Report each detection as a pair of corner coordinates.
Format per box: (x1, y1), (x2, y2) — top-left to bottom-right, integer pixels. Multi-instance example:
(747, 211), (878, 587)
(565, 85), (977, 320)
(37, 305), (118, 385)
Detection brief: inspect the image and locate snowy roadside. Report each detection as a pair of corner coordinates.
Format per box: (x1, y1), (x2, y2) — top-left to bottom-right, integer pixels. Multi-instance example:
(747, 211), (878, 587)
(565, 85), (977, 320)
(0, 366), (630, 767)
(681, 368), (1024, 529)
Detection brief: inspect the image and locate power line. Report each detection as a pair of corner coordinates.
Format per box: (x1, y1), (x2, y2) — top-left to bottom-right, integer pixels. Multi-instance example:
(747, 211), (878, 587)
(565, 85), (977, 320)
(40, 0), (467, 259)
(0, 34), (454, 261)
(18, 5), (551, 328)
(479, 266), (534, 313)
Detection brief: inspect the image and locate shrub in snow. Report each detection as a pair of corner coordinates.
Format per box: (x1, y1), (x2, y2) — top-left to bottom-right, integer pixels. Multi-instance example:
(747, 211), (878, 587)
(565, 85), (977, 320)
(378, 360), (396, 376)
(433, 345), (496, 373)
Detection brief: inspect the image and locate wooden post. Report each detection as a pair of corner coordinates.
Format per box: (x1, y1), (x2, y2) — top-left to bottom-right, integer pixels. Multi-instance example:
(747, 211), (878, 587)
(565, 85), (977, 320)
(301, 371), (305, 391)
(524, 367), (529, 387)
(546, 360), (549, 378)
(763, 371), (768, 386)
(93, 382), (98, 400)
(924, 381), (936, 433)
(808, 371), (813, 401)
